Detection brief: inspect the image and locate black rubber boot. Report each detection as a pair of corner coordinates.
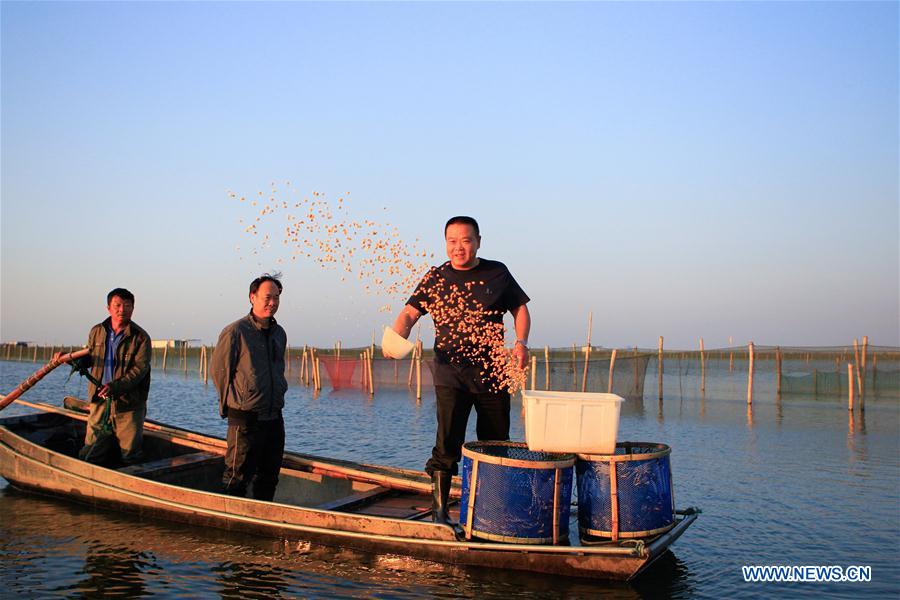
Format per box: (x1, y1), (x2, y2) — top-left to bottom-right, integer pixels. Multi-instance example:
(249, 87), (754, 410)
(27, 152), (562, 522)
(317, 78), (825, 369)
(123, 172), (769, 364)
(431, 470), (452, 524)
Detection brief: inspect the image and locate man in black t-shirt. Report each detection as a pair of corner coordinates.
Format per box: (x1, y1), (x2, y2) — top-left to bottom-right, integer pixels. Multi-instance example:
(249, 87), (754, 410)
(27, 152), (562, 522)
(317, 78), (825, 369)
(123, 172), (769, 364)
(386, 216), (531, 526)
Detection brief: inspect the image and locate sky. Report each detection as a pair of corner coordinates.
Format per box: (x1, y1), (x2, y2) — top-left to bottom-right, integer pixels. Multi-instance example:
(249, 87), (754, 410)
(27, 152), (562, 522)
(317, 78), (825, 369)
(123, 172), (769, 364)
(1, 1), (898, 350)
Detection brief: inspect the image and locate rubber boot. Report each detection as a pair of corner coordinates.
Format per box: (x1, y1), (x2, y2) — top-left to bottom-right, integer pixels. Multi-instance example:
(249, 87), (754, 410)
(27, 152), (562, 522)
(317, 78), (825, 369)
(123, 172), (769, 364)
(431, 470), (452, 524)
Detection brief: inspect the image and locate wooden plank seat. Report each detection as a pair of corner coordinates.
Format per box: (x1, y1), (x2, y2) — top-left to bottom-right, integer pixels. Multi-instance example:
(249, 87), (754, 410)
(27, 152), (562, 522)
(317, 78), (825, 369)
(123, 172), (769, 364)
(315, 485), (393, 511)
(119, 450), (221, 477)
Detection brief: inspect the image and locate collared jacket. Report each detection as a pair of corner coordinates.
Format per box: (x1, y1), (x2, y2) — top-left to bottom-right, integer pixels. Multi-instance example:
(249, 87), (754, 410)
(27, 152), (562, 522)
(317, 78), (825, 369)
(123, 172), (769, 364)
(211, 313), (288, 419)
(86, 318), (152, 411)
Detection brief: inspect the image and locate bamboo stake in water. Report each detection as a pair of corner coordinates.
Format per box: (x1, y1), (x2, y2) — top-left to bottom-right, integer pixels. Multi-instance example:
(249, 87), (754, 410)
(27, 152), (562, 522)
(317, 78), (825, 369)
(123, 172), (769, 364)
(747, 342), (755, 404)
(861, 335), (868, 403)
(607, 348), (617, 394)
(299, 347), (307, 385)
(581, 312), (592, 393)
(531, 355), (537, 391)
(544, 346), (550, 390)
(872, 352), (878, 388)
(162, 344), (168, 372)
(571, 344), (577, 390)
(775, 346), (782, 396)
(658, 336), (664, 401)
(286, 346), (291, 373)
(407, 339), (416, 388)
(365, 349), (371, 395)
(369, 349), (375, 396)
(848, 363), (854, 410)
(416, 346), (422, 401)
(632, 346), (638, 396)
(315, 355), (321, 391)
(852, 338), (861, 397)
(699, 337), (705, 393)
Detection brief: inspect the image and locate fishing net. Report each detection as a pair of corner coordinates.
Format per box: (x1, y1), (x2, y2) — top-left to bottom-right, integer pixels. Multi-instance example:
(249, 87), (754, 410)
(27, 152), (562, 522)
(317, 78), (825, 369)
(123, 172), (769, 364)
(318, 357), (359, 390)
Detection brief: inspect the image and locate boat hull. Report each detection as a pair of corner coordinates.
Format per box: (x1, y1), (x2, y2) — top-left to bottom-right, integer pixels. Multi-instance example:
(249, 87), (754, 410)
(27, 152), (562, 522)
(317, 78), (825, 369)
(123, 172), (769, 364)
(0, 402), (697, 580)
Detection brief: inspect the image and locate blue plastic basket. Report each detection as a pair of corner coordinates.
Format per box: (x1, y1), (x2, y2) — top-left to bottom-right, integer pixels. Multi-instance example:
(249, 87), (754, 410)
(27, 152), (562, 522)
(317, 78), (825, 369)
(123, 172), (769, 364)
(459, 441), (574, 544)
(576, 442), (675, 540)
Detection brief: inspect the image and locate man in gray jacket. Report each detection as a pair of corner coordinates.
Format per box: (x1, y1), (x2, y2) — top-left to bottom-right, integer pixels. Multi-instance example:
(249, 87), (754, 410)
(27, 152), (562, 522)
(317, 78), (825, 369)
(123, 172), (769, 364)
(211, 273), (289, 501)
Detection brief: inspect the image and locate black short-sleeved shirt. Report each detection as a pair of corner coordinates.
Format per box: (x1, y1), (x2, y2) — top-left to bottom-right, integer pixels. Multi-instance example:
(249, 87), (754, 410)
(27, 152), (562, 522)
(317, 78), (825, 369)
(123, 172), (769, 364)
(407, 258), (530, 393)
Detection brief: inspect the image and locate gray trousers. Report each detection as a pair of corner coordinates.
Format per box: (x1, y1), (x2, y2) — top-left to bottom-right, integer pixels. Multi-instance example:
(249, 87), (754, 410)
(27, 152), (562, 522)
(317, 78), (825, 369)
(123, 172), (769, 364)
(85, 401), (146, 464)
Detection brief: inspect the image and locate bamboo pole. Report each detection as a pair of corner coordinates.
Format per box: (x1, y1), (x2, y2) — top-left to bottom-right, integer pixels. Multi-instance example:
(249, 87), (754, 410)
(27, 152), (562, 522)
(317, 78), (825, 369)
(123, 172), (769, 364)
(1, 348), (91, 410)
(531, 355), (537, 391)
(315, 355), (321, 391)
(571, 344), (577, 390)
(847, 363), (854, 410)
(416, 346), (422, 401)
(775, 346), (782, 396)
(657, 336), (664, 401)
(162, 344), (168, 372)
(407, 337), (417, 388)
(872, 352), (877, 388)
(300, 347), (307, 386)
(182, 343), (188, 374)
(367, 349), (375, 396)
(632, 346), (638, 395)
(853, 339), (862, 397)
(544, 346), (550, 390)
(581, 312), (592, 393)
(607, 348), (617, 394)
(203, 346), (209, 385)
(747, 342), (755, 404)
(360, 352), (367, 390)
(699, 337), (705, 393)
(861, 335), (868, 402)
(286, 346), (291, 373)
(32, 346), (37, 363)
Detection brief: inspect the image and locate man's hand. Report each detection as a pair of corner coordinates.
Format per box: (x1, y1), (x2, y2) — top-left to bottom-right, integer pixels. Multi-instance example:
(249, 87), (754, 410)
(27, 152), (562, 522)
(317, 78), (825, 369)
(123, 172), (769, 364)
(52, 351), (63, 362)
(513, 341), (529, 370)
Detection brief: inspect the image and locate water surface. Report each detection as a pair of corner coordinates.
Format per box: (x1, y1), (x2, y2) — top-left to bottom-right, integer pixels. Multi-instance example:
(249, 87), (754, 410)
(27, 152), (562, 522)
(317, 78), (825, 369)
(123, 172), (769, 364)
(1, 361), (897, 598)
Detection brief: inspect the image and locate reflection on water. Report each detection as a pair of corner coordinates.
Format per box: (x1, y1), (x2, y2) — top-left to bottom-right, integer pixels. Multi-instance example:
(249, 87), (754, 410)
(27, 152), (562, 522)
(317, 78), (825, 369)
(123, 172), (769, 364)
(1, 360), (898, 598)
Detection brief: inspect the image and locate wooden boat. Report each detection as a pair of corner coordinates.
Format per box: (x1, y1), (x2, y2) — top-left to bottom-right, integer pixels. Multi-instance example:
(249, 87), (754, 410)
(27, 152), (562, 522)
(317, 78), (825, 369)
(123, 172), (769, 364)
(0, 397), (698, 581)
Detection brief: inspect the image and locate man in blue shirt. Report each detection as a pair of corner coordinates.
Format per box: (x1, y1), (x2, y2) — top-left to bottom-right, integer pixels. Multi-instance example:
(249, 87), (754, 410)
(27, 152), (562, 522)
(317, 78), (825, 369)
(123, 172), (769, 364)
(78, 288), (152, 464)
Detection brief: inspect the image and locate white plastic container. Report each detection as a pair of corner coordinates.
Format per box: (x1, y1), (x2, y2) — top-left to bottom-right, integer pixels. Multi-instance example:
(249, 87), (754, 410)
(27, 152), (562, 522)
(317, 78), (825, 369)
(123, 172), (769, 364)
(523, 390), (623, 454)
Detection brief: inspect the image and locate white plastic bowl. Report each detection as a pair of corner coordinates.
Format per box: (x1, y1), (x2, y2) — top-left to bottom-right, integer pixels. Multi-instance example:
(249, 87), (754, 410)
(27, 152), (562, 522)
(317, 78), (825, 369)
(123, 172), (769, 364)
(381, 326), (414, 359)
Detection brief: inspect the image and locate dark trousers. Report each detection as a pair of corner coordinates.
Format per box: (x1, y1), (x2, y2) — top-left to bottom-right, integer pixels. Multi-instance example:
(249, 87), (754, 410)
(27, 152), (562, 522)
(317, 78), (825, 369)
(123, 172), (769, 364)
(223, 416), (285, 501)
(425, 385), (510, 476)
